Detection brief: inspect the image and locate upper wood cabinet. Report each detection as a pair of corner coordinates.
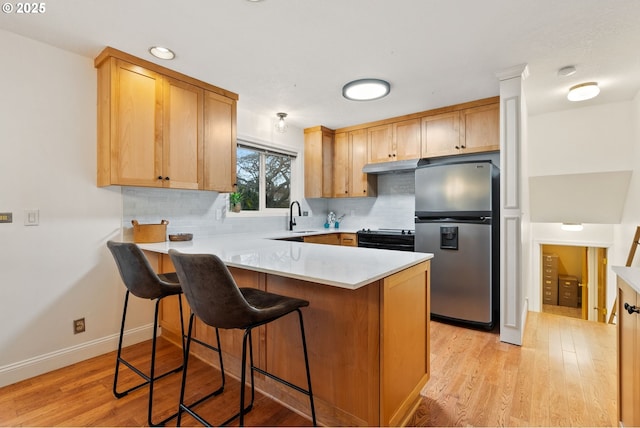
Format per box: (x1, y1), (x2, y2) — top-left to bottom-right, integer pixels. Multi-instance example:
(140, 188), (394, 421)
(460, 103), (500, 154)
(203, 90), (237, 193)
(367, 124), (394, 163)
(162, 76), (204, 190)
(333, 130), (376, 198)
(421, 111), (462, 158)
(304, 126), (334, 198)
(95, 47), (238, 191)
(393, 118), (422, 160)
(368, 119), (421, 164)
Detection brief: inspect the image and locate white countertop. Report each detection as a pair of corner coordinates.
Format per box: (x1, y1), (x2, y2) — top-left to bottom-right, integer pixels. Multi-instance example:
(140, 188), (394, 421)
(613, 266), (640, 294)
(138, 230), (432, 290)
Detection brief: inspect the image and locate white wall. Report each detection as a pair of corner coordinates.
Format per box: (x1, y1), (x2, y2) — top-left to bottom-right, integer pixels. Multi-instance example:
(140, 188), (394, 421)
(615, 91), (640, 267)
(527, 99), (638, 314)
(0, 31), (128, 387)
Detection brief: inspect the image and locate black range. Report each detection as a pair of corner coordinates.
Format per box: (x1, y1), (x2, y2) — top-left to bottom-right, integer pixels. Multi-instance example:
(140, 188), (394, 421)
(356, 228), (415, 252)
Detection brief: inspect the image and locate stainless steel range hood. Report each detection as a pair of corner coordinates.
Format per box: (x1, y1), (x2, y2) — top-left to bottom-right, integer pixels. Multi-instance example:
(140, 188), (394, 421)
(362, 158), (420, 174)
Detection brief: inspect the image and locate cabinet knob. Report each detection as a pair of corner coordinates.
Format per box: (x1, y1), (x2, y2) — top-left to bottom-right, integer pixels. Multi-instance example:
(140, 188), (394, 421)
(624, 302), (640, 314)
(158, 176), (163, 180)
(392, 153), (396, 157)
(388, 154), (392, 158)
(164, 177), (170, 181)
(461, 145), (466, 149)
(454, 145), (460, 150)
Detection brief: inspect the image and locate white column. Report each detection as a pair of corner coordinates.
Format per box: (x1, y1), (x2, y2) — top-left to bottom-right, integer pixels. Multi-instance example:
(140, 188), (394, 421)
(496, 64), (529, 345)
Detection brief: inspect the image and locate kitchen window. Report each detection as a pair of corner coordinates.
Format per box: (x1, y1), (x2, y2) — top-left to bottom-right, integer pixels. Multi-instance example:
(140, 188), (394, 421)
(234, 140), (296, 214)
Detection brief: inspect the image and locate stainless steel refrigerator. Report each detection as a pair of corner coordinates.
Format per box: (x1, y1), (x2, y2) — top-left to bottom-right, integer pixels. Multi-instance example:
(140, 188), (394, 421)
(414, 160), (499, 328)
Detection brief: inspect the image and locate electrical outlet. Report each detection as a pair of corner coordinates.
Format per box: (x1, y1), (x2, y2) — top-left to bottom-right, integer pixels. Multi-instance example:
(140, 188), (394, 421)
(73, 318), (85, 334)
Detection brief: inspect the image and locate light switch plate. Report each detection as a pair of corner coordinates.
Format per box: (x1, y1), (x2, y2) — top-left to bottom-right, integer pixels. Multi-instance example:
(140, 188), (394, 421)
(24, 209), (39, 226)
(0, 212), (12, 223)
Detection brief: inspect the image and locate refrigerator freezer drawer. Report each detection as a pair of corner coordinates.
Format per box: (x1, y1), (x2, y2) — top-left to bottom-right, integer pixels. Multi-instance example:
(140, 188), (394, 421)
(415, 221), (492, 325)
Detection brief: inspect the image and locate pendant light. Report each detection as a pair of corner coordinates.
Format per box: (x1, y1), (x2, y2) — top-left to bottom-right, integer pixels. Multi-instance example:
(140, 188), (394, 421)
(275, 112), (288, 133)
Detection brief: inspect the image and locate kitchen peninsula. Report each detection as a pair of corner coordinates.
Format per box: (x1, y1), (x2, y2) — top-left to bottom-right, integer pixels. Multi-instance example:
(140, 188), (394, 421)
(138, 231), (432, 427)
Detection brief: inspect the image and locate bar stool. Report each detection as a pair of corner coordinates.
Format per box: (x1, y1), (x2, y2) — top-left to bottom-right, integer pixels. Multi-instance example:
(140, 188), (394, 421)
(107, 241), (187, 427)
(168, 249), (317, 427)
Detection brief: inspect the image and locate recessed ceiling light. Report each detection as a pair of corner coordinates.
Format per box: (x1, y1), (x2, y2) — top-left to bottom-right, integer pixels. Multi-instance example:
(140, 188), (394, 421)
(342, 79), (390, 101)
(567, 82), (600, 101)
(149, 46), (175, 60)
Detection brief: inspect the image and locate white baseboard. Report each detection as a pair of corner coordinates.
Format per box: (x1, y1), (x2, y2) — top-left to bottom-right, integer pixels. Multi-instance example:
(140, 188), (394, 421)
(0, 324), (154, 388)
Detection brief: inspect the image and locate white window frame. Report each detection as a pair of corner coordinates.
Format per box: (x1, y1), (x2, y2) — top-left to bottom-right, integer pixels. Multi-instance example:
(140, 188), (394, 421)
(228, 137), (300, 217)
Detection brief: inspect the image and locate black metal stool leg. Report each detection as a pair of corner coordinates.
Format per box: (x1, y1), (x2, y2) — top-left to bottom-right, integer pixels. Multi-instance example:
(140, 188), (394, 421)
(177, 316), (226, 427)
(297, 309), (317, 426)
(113, 290), (130, 398)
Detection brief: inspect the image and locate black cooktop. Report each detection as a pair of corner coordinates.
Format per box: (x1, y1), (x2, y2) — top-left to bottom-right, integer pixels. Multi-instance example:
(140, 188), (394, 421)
(357, 228), (414, 235)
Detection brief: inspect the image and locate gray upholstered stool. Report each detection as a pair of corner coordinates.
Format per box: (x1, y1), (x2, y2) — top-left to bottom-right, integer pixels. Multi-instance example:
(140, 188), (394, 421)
(169, 249), (317, 427)
(107, 241), (186, 426)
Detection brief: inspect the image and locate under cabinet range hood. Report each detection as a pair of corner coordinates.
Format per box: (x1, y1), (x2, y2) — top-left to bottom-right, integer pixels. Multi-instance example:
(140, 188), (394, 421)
(362, 158), (420, 174)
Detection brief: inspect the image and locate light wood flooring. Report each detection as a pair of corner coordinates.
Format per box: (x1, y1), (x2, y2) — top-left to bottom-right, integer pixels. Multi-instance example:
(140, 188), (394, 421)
(0, 311), (616, 427)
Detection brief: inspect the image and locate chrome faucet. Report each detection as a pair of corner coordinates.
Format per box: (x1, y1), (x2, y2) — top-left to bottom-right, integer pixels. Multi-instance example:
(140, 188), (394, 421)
(289, 200), (301, 231)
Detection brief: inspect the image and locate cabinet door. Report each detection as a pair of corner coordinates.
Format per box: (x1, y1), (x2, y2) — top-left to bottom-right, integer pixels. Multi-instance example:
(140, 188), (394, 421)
(368, 124), (393, 163)
(304, 127), (333, 198)
(333, 132), (349, 197)
(350, 129), (374, 197)
(421, 111), (461, 158)
(163, 77), (203, 190)
(461, 103), (500, 154)
(203, 90), (237, 192)
(618, 279), (640, 426)
(113, 60), (163, 187)
(393, 118), (422, 160)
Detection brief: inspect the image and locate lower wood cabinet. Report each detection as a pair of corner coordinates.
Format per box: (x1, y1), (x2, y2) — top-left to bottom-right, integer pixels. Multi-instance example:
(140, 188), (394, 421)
(303, 233), (358, 247)
(617, 275), (640, 427)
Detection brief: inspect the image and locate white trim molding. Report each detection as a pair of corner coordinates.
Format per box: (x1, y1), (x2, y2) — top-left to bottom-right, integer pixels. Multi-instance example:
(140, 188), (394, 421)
(0, 324), (154, 388)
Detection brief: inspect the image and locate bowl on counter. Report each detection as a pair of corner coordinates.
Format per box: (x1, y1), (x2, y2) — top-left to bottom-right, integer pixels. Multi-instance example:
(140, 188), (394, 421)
(168, 233), (193, 242)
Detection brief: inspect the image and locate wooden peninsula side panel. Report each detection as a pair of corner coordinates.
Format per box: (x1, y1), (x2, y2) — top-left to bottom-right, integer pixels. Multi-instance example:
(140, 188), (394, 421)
(153, 251), (430, 427)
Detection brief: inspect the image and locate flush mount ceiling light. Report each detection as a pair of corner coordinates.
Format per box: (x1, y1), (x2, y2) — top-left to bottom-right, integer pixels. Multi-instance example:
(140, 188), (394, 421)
(567, 82), (600, 102)
(561, 223), (584, 232)
(275, 112), (288, 133)
(149, 46), (175, 60)
(557, 65), (577, 77)
(342, 78), (390, 101)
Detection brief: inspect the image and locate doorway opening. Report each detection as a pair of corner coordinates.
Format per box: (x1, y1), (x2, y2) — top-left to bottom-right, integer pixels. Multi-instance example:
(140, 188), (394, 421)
(541, 244), (608, 322)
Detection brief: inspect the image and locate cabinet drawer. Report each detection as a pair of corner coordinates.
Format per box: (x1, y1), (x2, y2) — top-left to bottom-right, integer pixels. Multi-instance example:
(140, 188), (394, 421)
(559, 291), (578, 307)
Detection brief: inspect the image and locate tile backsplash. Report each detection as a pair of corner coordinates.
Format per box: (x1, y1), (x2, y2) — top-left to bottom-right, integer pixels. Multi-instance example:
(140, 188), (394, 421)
(122, 172), (417, 239)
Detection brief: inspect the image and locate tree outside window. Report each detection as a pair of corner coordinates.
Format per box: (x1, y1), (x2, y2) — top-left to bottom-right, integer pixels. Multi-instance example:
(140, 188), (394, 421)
(235, 144), (292, 212)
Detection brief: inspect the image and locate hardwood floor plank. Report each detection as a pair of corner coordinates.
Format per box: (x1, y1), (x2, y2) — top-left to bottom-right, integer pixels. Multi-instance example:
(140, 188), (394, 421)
(0, 311), (617, 427)
(410, 311), (616, 427)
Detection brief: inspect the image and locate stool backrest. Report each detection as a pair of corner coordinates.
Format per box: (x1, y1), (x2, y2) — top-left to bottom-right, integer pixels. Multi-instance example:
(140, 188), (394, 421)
(107, 241), (167, 300)
(169, 250), (257, 329)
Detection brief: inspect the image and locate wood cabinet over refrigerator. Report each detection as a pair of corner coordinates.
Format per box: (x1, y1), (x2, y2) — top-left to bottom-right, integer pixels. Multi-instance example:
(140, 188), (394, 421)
(95, 47), (238, 192)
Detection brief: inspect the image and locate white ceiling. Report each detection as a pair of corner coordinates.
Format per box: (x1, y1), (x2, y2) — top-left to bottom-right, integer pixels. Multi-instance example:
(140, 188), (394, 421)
(2, 0), (640, 130)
